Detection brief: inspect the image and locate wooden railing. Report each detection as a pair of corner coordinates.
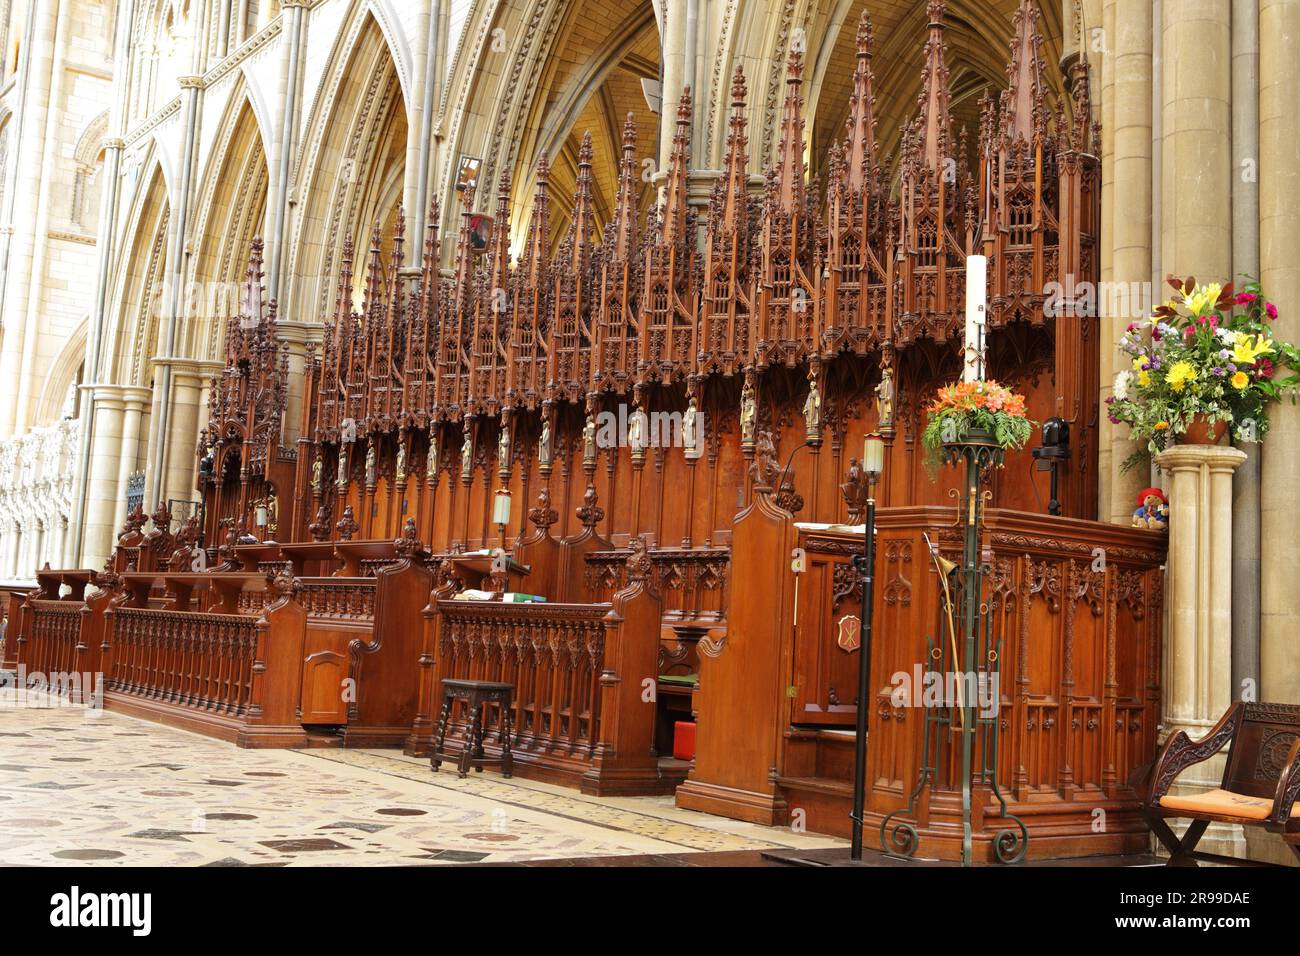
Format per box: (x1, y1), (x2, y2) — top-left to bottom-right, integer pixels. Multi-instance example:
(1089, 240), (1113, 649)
(408, 557), (675, 795)
(22, 601), (83, 679)
(10, 570), (110, 698)
(98, 575), (309, 747)
(106, 608), (256, 715)
(436, 600), (609, 761)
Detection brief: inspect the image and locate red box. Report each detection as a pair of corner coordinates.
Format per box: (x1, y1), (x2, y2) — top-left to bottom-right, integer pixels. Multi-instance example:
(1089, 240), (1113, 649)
(673, 720), (696, 761)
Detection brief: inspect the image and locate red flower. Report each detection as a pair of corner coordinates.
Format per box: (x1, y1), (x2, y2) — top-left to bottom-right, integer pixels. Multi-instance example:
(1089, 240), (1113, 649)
(1266, 302), (1278, 320)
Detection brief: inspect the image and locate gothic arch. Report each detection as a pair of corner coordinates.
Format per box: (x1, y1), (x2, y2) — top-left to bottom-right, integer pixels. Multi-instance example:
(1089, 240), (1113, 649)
(35, 321), (88, 426)
(439, 0), (662, 248)
(187, 92), (270, 363)
(283, 8), (409, 322)
(71, 110), (110, 234)
(105, 161), (171, 388)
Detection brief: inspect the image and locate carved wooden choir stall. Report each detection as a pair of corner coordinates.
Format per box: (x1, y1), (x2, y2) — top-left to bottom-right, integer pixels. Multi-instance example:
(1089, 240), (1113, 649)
(10, 2), (1168, 857)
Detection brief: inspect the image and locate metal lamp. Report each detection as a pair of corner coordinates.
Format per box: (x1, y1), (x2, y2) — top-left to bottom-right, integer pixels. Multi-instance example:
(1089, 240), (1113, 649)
(492, 488), (512, 551)
(850, 434), (885, 861)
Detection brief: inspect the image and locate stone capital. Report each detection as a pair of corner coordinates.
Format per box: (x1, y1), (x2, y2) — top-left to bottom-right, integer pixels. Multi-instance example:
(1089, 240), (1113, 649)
(1155, 443), (1247, 476)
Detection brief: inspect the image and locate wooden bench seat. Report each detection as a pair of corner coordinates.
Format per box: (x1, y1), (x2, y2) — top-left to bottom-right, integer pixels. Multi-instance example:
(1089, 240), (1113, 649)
(1158, 788), (1300, 823)
(1143, 701), (1300, 865)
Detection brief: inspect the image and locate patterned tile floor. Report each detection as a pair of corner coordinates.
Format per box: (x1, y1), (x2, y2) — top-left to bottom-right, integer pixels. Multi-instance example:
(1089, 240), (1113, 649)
(0, 688), (843, 866)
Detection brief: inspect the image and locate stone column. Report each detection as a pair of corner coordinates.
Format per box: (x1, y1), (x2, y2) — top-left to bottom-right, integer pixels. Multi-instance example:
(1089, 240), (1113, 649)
(659, 0), (687, 175)
(163, 367), (207, 509)
(267, 0), (308, 300)
(411, 0), (441, 260)
(82, 389), (127, 569)
(148, 65), (207, 510)
(1096, 0), (1115, 519)
(1103, 0), (1154, 525)
(1229, 0), (1260, 707)
(0, 0), (59, 433)
(112, 388), (150, 538)
(1155, 443), (1246, 858)
(1, 521), (16, 580)
(1161, 0), (1232, 281)
(1259, 2), (1300, 701)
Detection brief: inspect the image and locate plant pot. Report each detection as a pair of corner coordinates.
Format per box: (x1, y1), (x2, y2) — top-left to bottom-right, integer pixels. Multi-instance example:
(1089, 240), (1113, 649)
(1180, 414), (1228, 446)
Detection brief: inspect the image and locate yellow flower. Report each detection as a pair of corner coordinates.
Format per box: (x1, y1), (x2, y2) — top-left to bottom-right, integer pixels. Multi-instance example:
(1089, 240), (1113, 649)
(1154, 421), (1169, 431)
(1165, 360), (1198, 392)
(1230, 333), (1273, 367)
(1185, 283), (1222, 316)
(1132, 356), (1150, 372)
(1138, 370), (1151, 387)
(1231, 371), (1250, 390)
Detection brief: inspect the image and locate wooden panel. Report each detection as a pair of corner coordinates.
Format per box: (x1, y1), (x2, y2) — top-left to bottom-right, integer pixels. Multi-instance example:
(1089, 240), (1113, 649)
(299, 627), (352, 724)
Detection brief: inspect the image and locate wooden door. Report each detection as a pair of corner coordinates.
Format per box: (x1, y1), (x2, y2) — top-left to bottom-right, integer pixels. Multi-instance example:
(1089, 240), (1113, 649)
(299, 627), (352, 724)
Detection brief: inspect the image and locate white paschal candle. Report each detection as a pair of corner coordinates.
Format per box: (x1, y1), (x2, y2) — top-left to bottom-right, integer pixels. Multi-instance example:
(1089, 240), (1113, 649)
(964, 254), (988, 382)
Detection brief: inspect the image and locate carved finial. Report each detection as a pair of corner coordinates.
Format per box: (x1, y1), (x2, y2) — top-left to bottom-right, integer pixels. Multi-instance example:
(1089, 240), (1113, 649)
(150, 502), (173, 535)
(394, 516), (425, 558)
(661, 88), (693, 246)
(840, 458), (869, 525)
(268, 570), (297, 600)
(561, 132), (595, 274)
(776, 46), (806, 214)
(749, 430), (781, 492)
(845, 9), (878, 192)
(528, 488), (559, 532)
(336, 504), (358, 541)
(1000, 0), (1047, 147)
(626, 535), (652, 583)
(612, 113), (640, 260)
(917, 0), (952, 171)
(308, 504), (332, 542)
(576, 484), (604, 530)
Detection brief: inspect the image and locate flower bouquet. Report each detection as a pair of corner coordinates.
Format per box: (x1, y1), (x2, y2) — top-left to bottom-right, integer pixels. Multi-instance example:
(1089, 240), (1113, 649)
(1109, 276), (1300, 470)
(921, 380), (1034, 474)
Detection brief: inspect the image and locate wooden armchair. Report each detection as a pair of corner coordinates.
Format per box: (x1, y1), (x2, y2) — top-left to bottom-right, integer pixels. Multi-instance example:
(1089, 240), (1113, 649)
(1143, 702), (1300, 865)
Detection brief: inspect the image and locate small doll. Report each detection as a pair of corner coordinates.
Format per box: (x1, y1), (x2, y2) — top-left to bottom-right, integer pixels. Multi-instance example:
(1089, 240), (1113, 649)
(1132, 487), (1168, 530)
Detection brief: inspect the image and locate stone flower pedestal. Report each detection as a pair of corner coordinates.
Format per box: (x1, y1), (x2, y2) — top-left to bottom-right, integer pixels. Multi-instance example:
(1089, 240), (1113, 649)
(1154, 443), (1247, 859)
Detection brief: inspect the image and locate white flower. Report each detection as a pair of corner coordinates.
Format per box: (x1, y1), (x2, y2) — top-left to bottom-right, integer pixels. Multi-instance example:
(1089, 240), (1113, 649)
(1113, 370), (1131, 401)
(1216, 327), (1236, 345)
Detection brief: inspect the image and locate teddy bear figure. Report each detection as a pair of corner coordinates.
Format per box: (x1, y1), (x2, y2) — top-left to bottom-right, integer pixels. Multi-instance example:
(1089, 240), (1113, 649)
(1132, 487), (1168, 530)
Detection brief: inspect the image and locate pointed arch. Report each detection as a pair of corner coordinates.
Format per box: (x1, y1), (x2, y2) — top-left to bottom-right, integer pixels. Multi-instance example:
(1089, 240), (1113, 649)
(439, 0), (662, 252)
(284, 8), (409, 322)
(105, 161), (171, 388)
(187, 91), (270, 363)
(36, 320), (89, 426)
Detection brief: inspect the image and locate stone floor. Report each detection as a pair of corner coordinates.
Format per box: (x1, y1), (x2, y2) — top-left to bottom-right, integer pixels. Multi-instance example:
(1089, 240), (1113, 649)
(0, 688), (843, 866)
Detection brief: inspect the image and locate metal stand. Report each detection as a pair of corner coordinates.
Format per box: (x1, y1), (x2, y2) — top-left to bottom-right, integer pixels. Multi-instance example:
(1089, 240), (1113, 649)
(849, 493), (877, 860)
(878, 429), (1028, 865)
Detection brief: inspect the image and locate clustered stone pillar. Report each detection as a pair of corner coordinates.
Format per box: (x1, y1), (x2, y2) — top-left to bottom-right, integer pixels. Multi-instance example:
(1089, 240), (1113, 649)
(83, 387), (128, 569)
(1155, 444), (1246, 858)
(1253, 0), (1300, 867)
(1100, 0), (1154, 524)
(1259, 3), (1300, 725)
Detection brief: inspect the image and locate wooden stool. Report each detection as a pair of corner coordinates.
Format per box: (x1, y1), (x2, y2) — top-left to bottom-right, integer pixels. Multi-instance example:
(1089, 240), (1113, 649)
(430, 678), (515, 779)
